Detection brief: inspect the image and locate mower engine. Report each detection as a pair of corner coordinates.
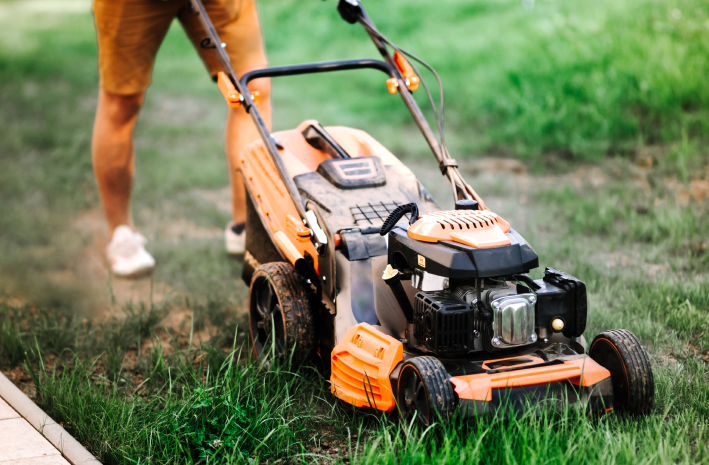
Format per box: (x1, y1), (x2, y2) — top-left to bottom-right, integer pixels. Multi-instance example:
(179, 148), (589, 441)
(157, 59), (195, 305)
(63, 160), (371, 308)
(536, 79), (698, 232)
(385, 202), (587, 356)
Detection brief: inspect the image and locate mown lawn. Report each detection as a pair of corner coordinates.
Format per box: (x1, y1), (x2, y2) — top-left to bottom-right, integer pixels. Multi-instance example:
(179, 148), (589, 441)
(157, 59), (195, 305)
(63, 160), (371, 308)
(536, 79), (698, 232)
(0, 0), (708, 463)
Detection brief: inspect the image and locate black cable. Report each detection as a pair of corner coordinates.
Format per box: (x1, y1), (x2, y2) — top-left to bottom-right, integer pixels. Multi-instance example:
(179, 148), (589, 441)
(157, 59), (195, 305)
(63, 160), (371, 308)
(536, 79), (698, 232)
(359, 18), (451, 160)
(364, 24), (446, 152)
(394, 46), (450, 157)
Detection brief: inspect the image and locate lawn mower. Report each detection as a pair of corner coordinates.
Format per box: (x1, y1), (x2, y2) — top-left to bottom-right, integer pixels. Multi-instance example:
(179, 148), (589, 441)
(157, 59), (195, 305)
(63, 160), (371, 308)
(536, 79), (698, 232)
(191, 0), (655, 426)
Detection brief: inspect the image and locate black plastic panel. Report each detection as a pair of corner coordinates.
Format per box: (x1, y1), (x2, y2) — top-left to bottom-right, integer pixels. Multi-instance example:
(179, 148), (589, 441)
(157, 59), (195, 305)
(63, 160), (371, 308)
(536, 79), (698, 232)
(341, 231), (368, 260)
(294, 164), (437, 234)
(340, 230), (388, 261)
(317, 156), (386, 189)
(350, 259), (379, 325)
(520, 267), (587, 338)
(543, 268), (587, 337)
(387, 228), (538, 278)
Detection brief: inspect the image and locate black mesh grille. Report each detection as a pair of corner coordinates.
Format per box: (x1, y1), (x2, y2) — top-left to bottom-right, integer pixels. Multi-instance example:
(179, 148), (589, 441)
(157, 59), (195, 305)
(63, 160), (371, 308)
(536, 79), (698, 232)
(350, 202), (405, 226)
(414, 291), (474, 354)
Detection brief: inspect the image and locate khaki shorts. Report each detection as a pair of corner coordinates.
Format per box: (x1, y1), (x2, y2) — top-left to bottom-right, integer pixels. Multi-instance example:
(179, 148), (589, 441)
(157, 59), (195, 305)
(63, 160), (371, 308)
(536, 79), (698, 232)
(93, 0), (268, 94)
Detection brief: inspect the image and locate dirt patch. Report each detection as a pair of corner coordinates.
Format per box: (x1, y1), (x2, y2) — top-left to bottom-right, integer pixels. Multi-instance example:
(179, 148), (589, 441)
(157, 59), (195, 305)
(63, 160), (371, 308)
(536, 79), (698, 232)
(657, 342), (709, 366)
(690, 180), (709, 203)
(3, 366), (35, 398)
(598, 252), (671, 277)
(67, 200), (242, 347)
(634, 145), (664, 169)
(572, 164), (607, 189)
(71, 209), (171, 316)
(150, 306), (214, 349)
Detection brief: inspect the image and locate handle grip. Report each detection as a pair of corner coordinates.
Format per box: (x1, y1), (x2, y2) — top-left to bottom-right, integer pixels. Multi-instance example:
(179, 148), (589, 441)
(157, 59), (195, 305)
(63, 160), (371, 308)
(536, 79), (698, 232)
(379, 203), (419, 236)
(337, 0), (363, 24)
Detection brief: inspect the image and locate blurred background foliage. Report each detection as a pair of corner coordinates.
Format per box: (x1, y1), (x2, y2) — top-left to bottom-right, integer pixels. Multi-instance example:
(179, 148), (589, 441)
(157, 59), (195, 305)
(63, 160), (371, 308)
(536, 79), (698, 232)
(2, 0), (709, 162)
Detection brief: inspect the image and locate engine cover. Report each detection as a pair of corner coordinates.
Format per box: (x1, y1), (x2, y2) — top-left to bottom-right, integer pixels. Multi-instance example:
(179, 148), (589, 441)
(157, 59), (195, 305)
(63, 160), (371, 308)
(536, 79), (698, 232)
(387, 228), (538, 279)
(490, 293), (537, 348)
(413, 291), (474, 354)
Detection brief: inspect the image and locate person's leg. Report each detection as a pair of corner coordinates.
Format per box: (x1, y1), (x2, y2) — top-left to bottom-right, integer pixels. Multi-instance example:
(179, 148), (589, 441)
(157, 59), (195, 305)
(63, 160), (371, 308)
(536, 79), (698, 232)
(92, 89), (157, 277)
(179, 0), (269, 235)
(91, 89), (144, 235)
(93, 0), (178, 234)
(92, 0), (178, 275)
(225, 77), (272, 225)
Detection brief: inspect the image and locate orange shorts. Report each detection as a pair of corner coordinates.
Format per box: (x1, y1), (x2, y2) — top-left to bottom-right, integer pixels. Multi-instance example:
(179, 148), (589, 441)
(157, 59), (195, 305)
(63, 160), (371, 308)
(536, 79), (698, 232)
(93, 0), (268, 95)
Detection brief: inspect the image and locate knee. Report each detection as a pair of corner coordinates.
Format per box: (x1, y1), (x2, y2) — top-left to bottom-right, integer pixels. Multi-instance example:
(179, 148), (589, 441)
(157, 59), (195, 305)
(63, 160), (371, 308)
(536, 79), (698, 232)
(226, 77), (271, 123)
(247, 77), (270, 106)
(98, 89), (144, 128)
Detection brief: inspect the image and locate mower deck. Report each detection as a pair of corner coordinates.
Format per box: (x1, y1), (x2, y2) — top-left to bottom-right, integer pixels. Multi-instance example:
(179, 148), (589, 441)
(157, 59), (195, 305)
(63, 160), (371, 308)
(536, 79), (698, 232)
(331, 323), (613, 417)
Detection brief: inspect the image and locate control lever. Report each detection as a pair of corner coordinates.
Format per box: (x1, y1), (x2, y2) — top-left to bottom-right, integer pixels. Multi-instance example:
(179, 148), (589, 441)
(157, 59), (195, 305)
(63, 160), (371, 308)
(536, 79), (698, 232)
(305, 210), (328, 254)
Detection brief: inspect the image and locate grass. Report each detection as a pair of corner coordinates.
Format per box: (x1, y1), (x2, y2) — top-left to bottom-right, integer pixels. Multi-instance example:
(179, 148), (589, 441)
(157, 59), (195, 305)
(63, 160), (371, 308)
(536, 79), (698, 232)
(0, 0), (708, 463)
(34, 350), (333, 463)
(3, 303), (709, 464)
(3, 293), (709, 464)
(263, 0), (709, 159)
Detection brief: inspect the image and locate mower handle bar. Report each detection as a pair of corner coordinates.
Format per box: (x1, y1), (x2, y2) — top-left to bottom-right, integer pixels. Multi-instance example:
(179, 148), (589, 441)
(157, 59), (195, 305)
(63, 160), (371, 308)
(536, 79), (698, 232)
(240, 59), (397, 87)
(189, 0), (478, 233)
(189, 0), (310, 222)
(339, 1), (480, 204)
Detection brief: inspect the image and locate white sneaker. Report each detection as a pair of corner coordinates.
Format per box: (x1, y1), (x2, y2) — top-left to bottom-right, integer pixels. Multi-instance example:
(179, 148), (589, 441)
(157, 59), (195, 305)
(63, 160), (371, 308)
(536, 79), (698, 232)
(106, 225), (156, 277)
(225, 221), (245, 255)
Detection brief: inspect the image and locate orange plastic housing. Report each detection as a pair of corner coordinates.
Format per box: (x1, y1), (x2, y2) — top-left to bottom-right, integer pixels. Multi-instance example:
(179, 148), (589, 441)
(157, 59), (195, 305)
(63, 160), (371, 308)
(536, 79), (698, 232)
(238, 120), (404, 272)
(217, 72), (242, 108)
(273, 231), (304, 266)
(217, 71), (260, 108)
(386, 78), (398, 94)
(449, 355), (611, 401)
(393, 51), (420, 91)
(330, 324), (403, 412)
(286, 215), (311, 242)
(408, 210), (512, 248)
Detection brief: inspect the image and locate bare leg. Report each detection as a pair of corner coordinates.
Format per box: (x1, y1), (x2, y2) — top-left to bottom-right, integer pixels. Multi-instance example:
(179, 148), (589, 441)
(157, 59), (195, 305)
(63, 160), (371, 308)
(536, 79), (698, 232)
(92, 89), (144, 235)
(225, 77), (272, 225)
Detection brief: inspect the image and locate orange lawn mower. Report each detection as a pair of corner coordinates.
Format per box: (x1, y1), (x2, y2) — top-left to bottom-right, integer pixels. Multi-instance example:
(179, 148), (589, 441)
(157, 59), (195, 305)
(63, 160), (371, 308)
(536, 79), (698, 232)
(192, 0), (654, 426)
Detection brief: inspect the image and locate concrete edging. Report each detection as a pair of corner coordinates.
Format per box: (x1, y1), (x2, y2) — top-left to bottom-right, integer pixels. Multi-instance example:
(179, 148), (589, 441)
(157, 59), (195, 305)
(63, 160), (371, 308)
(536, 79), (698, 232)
(0, 371), (102, 465)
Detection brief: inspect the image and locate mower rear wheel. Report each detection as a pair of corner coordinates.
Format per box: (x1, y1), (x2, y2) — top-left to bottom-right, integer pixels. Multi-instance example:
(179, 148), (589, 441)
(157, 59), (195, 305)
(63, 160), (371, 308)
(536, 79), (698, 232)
(589, 329), (654, 414)
(397, 356), (456, 428)
(249, 262), (315, 366)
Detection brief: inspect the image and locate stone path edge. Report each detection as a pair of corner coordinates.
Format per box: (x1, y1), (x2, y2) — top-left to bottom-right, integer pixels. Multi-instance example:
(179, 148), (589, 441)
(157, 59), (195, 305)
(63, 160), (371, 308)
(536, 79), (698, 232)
(0, 371), (101, 465)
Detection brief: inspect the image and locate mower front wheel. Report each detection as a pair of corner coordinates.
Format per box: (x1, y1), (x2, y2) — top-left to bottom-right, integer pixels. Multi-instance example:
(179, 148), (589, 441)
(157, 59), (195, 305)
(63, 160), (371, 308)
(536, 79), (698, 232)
(397, 356), (457, 429)
(589, 329), (654, 414)
(248, 262), (315, 366)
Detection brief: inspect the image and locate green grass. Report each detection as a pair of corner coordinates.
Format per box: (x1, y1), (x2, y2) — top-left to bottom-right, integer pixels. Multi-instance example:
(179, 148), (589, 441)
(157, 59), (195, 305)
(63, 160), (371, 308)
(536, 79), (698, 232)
(0, 0), (708, 463)
(536, 184), (707, 268)
(262, 0), (709, 159)
(34, 351), (333, 463)
(3, 295), (708, 464)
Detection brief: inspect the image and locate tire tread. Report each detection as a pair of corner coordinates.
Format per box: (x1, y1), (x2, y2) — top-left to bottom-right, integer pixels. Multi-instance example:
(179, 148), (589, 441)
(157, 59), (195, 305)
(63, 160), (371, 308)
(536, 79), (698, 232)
(590, 329), (654, 414)
(399, 356), (457, 424)
(250, 262), (315, 365)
